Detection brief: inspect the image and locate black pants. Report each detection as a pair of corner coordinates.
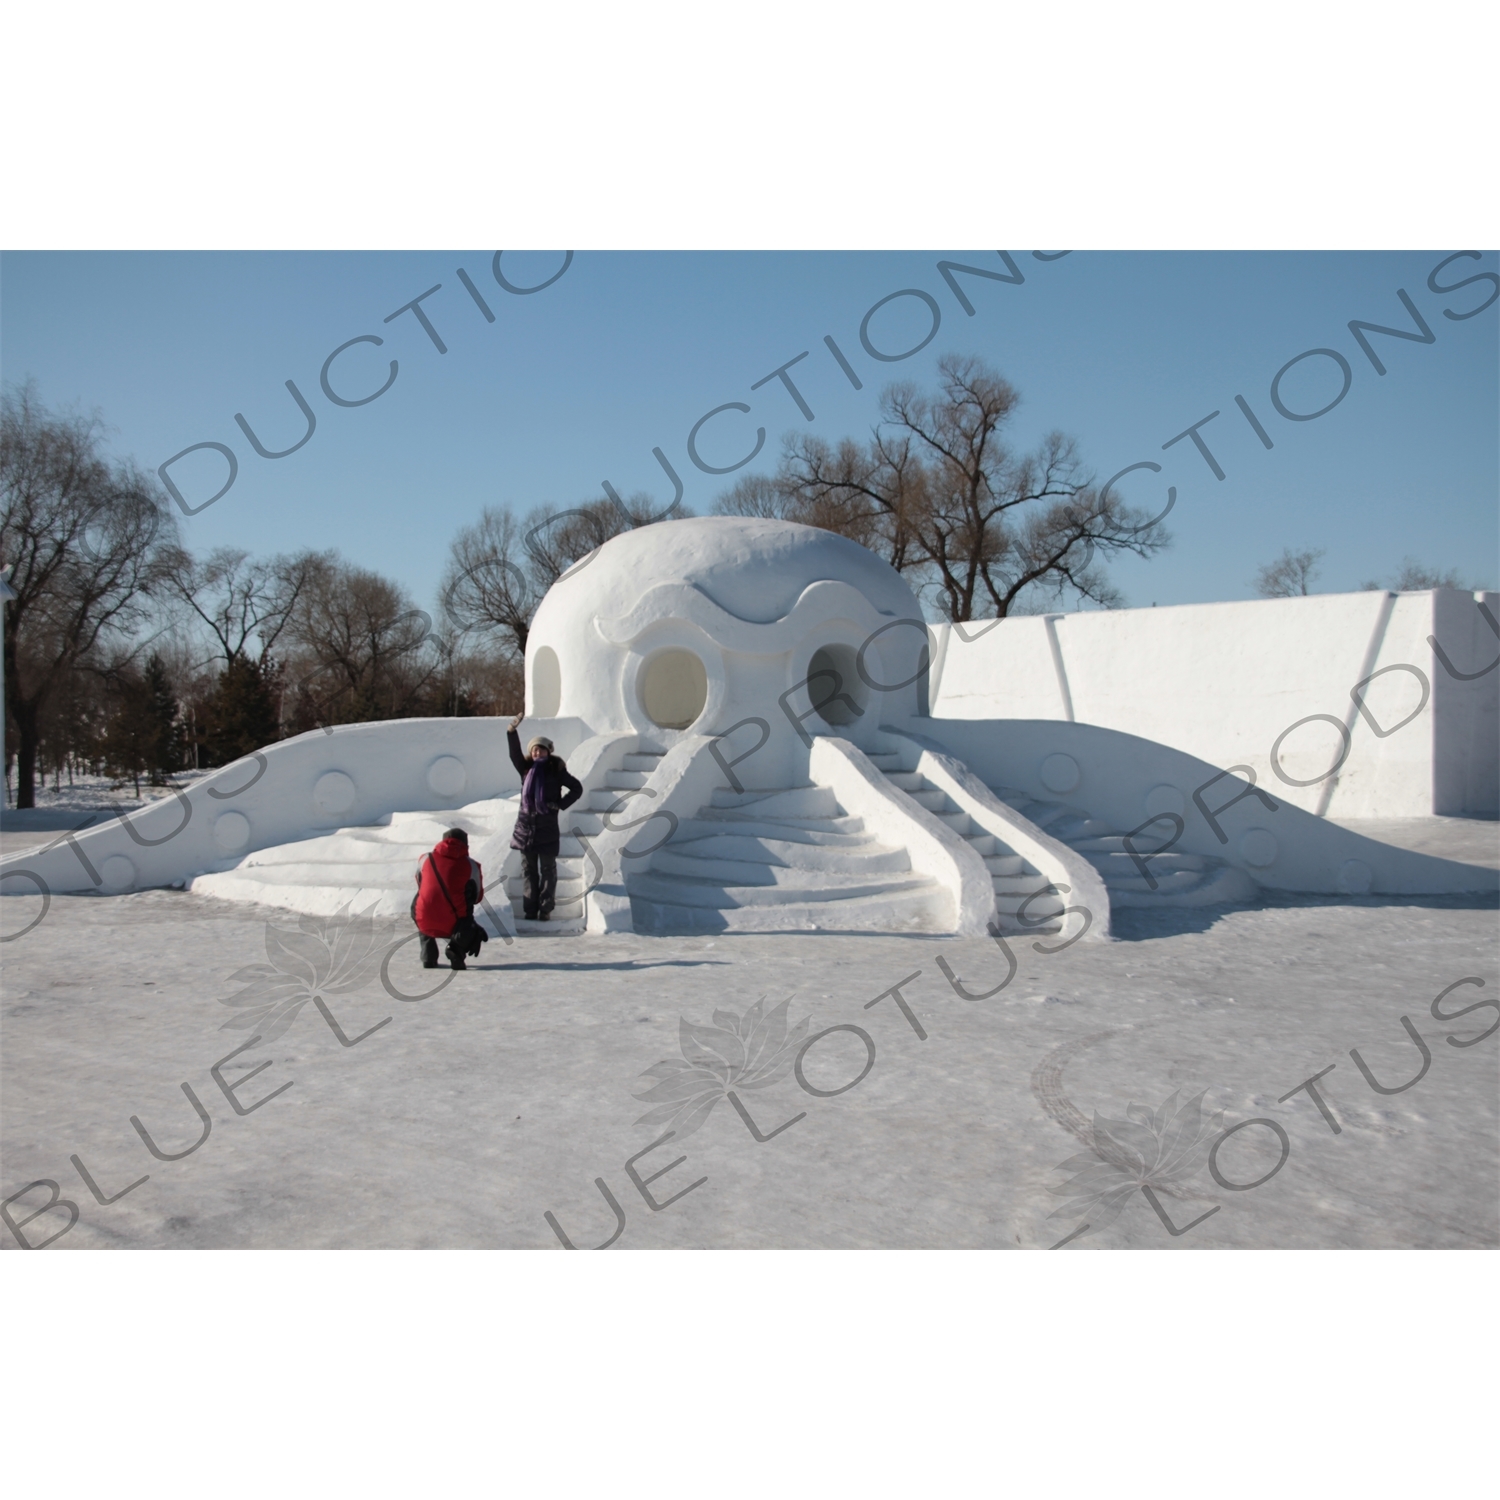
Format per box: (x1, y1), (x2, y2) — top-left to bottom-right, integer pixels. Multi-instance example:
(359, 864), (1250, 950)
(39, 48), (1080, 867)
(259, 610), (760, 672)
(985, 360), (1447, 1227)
(419, 933), (466, 969)
(521, 849), (558, 918)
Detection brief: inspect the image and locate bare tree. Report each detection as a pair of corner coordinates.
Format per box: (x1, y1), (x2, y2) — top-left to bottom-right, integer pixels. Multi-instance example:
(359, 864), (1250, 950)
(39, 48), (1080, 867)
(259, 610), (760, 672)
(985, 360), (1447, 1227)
(440, 507), (542, 659)
(719, 435), (926, 572)
(1361, 557), (1473, 591)
(161, 544), (329, 669)
(440, 490), (685, 660)
(1, 385), (177, 807)
(422, 643), (524, 719)
(283, 560), (437, 725)
(523, 491), (686, 591)
(1255, 547), (1325, 598)
(717, 354), (1168, 621)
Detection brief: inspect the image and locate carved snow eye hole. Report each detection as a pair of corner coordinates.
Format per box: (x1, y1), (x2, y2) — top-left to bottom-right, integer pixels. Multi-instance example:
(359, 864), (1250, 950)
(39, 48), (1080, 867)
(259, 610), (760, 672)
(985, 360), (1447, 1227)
(532, 646), (562, 717)
(808, 644), (867, 726)
(639, 649), (707, 730)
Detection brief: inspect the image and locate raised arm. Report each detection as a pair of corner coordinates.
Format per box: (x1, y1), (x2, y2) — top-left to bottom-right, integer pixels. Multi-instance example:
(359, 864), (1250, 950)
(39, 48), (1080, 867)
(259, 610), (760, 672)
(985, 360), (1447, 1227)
(506, 718), (529, 779)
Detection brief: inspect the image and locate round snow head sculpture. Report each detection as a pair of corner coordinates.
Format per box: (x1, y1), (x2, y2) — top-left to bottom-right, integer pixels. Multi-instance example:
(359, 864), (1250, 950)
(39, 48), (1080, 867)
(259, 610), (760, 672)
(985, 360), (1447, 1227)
(524, 518), (929, 778)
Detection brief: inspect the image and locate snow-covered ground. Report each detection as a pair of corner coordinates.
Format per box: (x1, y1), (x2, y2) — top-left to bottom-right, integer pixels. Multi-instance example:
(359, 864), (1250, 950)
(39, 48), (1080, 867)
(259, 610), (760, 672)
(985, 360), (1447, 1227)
(2, 818), (1495, 1248)
(2, 771), (213, 832)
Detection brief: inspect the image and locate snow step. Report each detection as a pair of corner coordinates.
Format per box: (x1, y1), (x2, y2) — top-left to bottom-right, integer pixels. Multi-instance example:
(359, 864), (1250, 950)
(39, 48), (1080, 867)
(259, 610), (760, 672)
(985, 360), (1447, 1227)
(990, 914), (1063, 937)
(671, 814), (871, 846)
(658, 834), (912, 874)
(992, 890), (1066, 916)
(984, 781), (1259, 911)
(1083, 849), (1208, 872)
(630, 882), (951, 934)
(708, 785), (841, 818)
(628, 869), (937, 909)
(585, 788), (631, 811)
(1106, 864), (1259, 908)
(507, 906), (582, 930)
(191, 749), (671, 931)
(630, 772), (963, 933)
(984, 853), (1027, 876)
(604, 770), (650, 790)
(1097, 869), (1205, 894)
(870, 756), (1060, 934)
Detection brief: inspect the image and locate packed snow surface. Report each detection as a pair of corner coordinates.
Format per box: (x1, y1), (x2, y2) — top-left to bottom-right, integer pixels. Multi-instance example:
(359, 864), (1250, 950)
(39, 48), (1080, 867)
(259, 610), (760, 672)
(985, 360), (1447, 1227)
(2, 814), (1495, 1248)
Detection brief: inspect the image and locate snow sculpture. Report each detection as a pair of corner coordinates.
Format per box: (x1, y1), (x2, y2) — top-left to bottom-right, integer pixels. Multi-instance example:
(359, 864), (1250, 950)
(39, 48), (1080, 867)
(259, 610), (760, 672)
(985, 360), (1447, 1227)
(524, 516), (930, 783)
(2, 517), (1494, 935)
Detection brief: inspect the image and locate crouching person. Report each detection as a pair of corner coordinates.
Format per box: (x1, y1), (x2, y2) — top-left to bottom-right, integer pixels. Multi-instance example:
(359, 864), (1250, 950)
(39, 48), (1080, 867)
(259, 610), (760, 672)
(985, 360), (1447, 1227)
(413, 827), (485, 970)
(507, 713), (583, 921)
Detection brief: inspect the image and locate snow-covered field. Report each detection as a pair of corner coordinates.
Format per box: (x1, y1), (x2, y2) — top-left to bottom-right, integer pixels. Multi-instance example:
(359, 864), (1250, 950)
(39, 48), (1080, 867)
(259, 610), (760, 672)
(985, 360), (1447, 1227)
(2, 810), (1495, 1249)
(2, 771), (213, 832)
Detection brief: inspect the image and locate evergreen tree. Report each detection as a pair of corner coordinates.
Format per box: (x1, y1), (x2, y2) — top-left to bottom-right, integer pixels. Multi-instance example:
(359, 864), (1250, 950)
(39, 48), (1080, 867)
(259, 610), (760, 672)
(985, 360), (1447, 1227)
(201, 654), (279, 766)
(101, 671), (148, 797)
(140, 654), (181, 783)
(100, 654), (180, 794)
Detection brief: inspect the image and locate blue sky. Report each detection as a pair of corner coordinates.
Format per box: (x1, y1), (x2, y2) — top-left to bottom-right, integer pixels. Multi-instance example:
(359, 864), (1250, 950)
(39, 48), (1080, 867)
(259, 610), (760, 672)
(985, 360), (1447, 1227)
(2, 249), (1495, 617)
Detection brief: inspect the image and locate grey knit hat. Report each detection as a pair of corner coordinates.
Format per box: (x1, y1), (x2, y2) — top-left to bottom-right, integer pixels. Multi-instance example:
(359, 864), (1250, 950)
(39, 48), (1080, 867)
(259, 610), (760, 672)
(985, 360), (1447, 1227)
(525, 736), (554, 755)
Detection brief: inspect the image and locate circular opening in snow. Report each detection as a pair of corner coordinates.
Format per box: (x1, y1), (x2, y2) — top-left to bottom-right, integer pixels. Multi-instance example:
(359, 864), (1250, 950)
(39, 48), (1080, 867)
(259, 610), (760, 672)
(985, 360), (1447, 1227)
(1040, 753), (1081, 794)
(808, 644), (868, 727)
(532, 646), (561, 717)
(427, 756), (467, 797)
(1239, 828), (1278, 868)
(213, 811), (251, 852)
(313, 771), (356, 815)
(639, 648), (708, 730)
(1144, 783), (1185, 819)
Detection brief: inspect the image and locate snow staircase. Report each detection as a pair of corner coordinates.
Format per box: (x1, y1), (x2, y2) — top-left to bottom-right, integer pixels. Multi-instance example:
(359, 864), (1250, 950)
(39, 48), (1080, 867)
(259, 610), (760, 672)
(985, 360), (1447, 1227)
(862, 747), (1065, 935)
(627, 781), (950, 934)
(190, 800), (520, 922)
(191, 745), (672, 937)
(985, 784), (1257, 908)
(508, 748), (667, 934)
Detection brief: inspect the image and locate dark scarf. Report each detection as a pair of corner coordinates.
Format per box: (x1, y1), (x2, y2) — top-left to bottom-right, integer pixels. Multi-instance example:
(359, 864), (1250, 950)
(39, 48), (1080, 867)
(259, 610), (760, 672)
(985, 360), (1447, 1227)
(521, 756), (550, 815)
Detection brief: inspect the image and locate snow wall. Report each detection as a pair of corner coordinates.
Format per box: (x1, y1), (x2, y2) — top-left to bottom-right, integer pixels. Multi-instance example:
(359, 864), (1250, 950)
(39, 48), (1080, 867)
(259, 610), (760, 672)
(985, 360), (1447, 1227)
(927, 589), (1500, 819)
(1, 717), (590, 896)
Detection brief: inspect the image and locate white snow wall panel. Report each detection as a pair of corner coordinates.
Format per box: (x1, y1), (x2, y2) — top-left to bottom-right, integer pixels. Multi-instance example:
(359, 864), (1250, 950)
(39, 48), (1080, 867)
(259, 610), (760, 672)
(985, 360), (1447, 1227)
(927, 590), (1499, 818)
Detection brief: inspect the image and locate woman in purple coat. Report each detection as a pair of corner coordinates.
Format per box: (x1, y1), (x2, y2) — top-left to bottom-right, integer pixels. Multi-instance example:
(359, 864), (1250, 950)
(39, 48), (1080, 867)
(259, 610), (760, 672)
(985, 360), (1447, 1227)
(507, 713), (584, 920)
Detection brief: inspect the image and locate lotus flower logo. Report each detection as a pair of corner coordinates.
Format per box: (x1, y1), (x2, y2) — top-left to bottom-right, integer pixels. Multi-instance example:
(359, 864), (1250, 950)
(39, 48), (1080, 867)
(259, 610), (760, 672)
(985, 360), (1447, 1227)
(218, 904), (390, 1042)
(1048, 1089), (1223, 1234)
(633, 997), (812, 1141)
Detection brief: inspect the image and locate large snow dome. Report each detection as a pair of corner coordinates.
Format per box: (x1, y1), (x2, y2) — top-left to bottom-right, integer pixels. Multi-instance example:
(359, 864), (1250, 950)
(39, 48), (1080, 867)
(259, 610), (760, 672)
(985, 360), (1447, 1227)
(525, 517), (929, 755)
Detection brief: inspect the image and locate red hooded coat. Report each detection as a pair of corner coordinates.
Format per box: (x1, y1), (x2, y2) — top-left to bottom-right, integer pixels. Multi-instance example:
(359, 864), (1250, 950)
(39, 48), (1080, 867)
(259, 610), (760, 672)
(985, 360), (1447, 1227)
(414, 836), (484, 938)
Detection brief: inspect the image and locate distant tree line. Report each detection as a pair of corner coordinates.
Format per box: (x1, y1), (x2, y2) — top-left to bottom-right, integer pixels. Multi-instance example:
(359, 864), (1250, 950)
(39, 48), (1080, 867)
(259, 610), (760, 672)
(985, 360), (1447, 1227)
(1253, 546), (1481, 598)
(20, 357), (1472, 812)
(16, 362), (1098, 807)
(437, 355), (1179, 659)
(2, 386), (528, 808)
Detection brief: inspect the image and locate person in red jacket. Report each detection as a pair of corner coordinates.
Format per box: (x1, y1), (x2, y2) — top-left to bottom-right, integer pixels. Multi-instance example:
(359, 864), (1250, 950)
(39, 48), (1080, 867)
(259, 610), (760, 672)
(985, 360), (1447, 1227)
(413, 828), (485, 970)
